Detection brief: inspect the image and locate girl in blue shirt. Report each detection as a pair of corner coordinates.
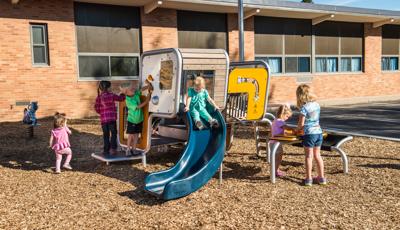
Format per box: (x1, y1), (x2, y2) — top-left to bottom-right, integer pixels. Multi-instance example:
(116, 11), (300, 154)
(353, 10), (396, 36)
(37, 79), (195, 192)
(296, 84), (326, 186)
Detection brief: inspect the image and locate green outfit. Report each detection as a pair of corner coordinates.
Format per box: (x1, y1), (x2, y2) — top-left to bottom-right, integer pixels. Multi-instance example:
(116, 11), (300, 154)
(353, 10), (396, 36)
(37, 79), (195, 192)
(126, 90), (143, 124)
(188, 88), (212, 122)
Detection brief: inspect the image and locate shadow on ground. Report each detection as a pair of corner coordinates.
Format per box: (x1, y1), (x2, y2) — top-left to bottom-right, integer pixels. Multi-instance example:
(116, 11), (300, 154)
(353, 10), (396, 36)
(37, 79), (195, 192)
(0, 118), (182, 206)
(358, 163), (400, 170)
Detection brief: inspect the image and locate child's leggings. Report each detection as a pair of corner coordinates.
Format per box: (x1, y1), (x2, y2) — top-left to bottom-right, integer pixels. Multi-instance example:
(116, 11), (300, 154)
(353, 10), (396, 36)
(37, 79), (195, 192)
(55, 147), (72, 171)
(190, 107), (212, 122)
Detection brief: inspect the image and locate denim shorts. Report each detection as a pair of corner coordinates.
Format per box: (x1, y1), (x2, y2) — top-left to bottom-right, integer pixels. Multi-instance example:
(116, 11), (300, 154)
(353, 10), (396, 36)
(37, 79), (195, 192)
(302, 134), (323, 147)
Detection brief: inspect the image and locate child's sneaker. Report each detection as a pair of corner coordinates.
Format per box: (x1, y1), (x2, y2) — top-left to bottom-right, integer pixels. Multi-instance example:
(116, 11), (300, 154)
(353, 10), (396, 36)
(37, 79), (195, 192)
(304, 178), (313, 186)
(276, 170), (285, 177)
(131, 150), (141, 157)
(195, 120), (204, 130)
(55, 169), (61, 174)
(63, 164), (72, 170)
(314, 177), (327, 185)
(209, 119), (219, 128)
(125, 149), (131, 157)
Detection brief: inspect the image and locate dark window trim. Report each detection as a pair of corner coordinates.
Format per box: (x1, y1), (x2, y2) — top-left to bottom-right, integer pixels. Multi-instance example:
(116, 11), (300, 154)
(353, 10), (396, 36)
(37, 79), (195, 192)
(30, 23), (50, 66)
(381, 56), (400, 72)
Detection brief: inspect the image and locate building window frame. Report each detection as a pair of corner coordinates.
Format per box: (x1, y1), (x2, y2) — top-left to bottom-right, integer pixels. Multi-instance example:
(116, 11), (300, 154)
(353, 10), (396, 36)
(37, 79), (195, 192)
(315, 56), (338, 73)
(339, 55), (363, 73)
(255, 55), (283, 74)
(284, 55), (312, 73)
(381, 24), (400, 72)
(256, 55), (312, 75)
(255, 18), (364, 76)
(381, 55), (400, 72)
(313, 21), (364, 74)
(77, 52), (140, 81)
(30, 23), (50, 66)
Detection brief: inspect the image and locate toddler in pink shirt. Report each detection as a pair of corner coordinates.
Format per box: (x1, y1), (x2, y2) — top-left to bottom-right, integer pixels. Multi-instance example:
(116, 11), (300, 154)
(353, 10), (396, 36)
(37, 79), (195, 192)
(49, 112), (72, 174)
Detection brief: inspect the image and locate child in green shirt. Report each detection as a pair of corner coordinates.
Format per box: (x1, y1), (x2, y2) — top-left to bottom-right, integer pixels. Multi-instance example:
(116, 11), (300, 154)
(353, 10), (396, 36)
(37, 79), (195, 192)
(184, 77), (219, 130)
(120, 80), (152, 156)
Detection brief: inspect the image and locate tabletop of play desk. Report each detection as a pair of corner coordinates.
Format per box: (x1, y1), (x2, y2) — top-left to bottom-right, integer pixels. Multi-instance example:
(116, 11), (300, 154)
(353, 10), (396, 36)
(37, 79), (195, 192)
(269, 132), (328, 143)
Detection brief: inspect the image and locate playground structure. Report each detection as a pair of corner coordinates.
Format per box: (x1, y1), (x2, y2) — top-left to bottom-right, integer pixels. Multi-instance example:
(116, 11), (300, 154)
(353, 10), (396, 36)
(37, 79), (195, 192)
(92, 48), (271, 200)
(91, 47), (353, 200)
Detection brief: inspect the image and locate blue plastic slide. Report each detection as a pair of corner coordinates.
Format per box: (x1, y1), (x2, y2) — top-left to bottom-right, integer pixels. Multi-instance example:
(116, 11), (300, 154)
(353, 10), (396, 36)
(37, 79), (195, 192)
(144, 108), (226, 200)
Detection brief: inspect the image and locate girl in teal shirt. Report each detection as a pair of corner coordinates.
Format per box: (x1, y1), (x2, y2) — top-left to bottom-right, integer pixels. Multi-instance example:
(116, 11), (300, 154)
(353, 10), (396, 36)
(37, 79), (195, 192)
(184, 77), (219, 130)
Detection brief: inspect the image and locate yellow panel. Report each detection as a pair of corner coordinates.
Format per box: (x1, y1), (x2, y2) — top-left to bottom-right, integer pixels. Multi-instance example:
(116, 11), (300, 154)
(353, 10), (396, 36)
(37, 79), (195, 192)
(228, 68), (268, 121)
(118, 101), (127, 146)
(117, 97), (149, 151)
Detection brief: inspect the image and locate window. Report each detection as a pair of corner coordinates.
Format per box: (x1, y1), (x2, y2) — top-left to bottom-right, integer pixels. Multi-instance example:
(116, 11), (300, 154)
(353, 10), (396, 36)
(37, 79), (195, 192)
(255, 57), (282, 73)
(285, 57), (310, 73)
(178, 11), (227, 49)
(340, 57), (362, 72)
(316, 57), (338, 72)
(382, 25), (400, 71)
(181, 70), (215, 99)
(30, 24), (49, 65)
(382, 57), (399, 71)
(74, 3), (141, 79)
(160, 60), (174, 90)
(255, 17), (311, 74)
(315, 22), (363, 73)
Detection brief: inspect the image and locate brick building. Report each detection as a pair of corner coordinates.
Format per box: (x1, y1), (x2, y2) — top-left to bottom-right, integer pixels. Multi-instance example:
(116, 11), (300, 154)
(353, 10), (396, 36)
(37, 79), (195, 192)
(1, 0), (400, 121)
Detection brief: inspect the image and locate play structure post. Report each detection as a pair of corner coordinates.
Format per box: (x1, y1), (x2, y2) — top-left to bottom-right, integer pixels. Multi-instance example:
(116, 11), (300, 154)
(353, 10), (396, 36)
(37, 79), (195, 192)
(238, 0), (244, 62)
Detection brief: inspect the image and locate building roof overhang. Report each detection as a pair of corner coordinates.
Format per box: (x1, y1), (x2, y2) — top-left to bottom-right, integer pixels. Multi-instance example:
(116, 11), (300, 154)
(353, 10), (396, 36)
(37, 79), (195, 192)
(73, 0), (400, 26)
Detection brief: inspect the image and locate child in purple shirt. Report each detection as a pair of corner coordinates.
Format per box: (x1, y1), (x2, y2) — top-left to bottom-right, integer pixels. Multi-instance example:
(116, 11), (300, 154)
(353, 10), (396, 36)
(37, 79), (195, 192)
(94, 81), (125, 156)
(270, 104), (293, 177)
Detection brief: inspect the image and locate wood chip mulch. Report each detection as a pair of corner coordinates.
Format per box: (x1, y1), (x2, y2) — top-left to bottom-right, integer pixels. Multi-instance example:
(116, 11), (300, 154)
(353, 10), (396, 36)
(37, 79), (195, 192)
(0, 119), (399, 229)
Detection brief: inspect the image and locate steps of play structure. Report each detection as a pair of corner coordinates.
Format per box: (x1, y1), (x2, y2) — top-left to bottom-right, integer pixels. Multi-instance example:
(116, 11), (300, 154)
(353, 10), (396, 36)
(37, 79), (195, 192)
(91, 150), (144, 163)
(254, 121), (272, 157)
(258, 145), (268, 151)
(257, 130), (270, 136)
(256, 137), (268, 142)
(145, 108), (226, 200)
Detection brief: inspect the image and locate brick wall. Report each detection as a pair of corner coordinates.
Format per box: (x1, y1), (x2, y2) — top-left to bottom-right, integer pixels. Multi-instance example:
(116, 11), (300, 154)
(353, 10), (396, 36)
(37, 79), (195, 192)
(0, 0), (130, 122)
(227, 14), (255, 61)
(141, 8), (178, 51)
(0, 2), (400, 122)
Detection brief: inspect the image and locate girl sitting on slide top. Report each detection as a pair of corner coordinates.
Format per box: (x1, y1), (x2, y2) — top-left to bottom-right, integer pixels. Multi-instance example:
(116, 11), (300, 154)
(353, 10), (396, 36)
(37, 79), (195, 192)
(120, 79), (153, 156)
(296, 84), (326, 186)
(184, 76), (219, 130)
(49, 112), (72, 174)
(270, 104), (293, 177)
(95, 81), (125, 156)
